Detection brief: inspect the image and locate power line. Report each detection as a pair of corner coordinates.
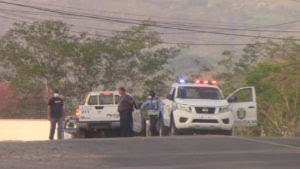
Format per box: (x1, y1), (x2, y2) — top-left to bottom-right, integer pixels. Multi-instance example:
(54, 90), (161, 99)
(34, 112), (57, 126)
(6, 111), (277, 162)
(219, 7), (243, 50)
(258, 19), (300, 29)
(0, 10), (236, 43)
(0, 1), (300, 41)
(0, 9), (226, 45)
(2, 8), (300, 34)
(7, 0), (300, 31)
(6, 0), (270, 29)
(0, 8), (197, 35)
(0, 13), (258, 46)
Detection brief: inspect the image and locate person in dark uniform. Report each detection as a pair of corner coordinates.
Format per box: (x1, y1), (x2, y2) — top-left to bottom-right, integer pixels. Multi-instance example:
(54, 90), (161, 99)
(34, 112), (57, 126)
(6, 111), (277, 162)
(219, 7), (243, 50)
(117, 87), (136, 137)
(48, 90), (64, 140)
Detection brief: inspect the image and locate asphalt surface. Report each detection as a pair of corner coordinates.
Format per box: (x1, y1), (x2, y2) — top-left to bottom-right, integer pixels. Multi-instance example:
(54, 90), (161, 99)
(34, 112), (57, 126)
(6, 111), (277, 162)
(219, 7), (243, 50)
(0, 136), (299, 169)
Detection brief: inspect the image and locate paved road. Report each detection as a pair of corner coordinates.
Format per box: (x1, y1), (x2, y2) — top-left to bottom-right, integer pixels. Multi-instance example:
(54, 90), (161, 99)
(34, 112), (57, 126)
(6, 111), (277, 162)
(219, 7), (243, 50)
(0, 136), (299, 169)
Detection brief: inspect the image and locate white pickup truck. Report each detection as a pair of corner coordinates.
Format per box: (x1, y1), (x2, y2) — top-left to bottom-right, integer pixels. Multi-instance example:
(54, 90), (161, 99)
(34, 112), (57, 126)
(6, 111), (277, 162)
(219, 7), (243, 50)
(64, 91), (145, 138)
(158, 79), (257, 136)
(65, 91), (121, 138)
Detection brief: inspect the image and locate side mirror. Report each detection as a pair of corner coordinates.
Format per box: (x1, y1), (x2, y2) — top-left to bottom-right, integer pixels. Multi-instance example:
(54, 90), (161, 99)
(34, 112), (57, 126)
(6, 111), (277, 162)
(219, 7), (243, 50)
(228, 96), (237, 103)
(166, 94), (173, 100)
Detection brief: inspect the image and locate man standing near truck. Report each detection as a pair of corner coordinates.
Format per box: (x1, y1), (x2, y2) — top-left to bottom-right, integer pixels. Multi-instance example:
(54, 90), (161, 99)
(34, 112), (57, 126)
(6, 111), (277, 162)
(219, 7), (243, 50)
(118, 87), (135, 137)
(140, 91), (163, 136)
(48, 90), (64, 140)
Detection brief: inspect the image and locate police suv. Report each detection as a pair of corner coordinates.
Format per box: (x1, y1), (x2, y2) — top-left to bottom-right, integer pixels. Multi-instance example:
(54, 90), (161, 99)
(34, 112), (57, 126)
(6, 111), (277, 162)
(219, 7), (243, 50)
(158, 79), (257, 136)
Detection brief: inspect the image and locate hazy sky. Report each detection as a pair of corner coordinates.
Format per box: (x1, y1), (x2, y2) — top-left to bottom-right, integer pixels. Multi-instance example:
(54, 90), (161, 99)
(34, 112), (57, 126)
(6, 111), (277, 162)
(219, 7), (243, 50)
(1, 0), (300, 72)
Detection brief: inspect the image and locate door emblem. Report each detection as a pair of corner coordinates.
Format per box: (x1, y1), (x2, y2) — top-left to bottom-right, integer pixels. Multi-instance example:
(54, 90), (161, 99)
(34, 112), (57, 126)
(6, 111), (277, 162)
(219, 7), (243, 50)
(237, 108), (246, 120)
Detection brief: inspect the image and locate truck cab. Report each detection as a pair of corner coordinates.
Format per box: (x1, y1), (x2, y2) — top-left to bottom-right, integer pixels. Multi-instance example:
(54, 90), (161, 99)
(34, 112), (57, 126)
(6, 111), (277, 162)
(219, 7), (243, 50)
(159, 79), (257, 136)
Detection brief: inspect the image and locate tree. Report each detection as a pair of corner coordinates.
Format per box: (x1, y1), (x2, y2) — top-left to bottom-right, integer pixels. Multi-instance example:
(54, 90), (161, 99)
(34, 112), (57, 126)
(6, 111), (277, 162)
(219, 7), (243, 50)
(0, 20), (180, 118)
(99, 24), (180, 96)
(0, 20), (93, 116)
(217, 40), (300, 136)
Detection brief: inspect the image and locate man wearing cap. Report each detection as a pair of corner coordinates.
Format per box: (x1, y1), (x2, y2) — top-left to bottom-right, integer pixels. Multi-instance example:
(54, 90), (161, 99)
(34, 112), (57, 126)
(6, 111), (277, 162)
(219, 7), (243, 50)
(48, 90), (64, 140)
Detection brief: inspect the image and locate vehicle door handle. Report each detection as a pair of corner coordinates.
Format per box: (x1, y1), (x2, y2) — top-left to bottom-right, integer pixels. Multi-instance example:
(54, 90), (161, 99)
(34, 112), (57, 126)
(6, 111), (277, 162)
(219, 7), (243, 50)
(95, 106), (104, 109)
(248, 106), (255, 109)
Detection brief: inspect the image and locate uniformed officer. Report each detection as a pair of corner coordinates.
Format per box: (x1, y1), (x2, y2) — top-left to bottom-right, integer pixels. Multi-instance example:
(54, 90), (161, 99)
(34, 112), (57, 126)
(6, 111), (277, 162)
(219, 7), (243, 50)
(140, 91), (163, 136)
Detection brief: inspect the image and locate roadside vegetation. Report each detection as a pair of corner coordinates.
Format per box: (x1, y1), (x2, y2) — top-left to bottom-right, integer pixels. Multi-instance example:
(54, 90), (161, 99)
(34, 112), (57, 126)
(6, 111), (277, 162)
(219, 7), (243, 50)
(0, 20), (299, 136)
(0, 20), (180, 118)
(217, 40), (300, 136)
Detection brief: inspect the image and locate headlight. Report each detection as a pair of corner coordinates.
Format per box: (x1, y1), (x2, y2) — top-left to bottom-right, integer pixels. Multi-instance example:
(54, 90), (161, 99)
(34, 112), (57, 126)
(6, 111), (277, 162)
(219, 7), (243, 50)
(177, 103), (192, 112)
(219, 106), (229, 113)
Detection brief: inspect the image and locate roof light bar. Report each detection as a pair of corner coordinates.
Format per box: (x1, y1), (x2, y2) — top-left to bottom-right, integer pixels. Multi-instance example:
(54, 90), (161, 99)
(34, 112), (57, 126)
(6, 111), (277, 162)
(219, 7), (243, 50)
(179, 79), (186, 83)
(177, 79), (218, 85)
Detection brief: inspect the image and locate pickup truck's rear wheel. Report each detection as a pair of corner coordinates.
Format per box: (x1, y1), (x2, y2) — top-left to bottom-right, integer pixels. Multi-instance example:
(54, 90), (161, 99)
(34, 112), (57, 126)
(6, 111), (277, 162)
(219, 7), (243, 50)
(170, 116), (180, 136)
(158, 116), (168, 136)
(105, 129), (121, 137)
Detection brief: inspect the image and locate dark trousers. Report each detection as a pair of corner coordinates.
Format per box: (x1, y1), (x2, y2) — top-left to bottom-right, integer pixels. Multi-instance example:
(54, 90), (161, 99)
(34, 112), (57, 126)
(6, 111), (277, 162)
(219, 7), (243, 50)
(119, 110), (133, 137)
(150, 115), (159, 136)
(49, 117), (63, 140)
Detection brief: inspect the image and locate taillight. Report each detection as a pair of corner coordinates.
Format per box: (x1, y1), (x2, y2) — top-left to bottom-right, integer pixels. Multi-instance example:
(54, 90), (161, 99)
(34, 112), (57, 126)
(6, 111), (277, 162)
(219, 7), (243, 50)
(75, 108), (80, 117)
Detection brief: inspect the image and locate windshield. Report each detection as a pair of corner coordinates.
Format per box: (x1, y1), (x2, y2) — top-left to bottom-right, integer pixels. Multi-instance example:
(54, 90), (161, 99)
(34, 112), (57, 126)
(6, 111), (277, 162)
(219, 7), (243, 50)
(177, 87), (223, 100)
